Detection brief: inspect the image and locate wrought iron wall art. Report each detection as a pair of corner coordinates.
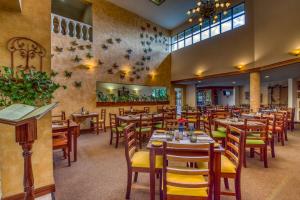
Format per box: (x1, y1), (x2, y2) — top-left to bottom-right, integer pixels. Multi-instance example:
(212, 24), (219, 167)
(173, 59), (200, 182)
(7, 37), (46, 71)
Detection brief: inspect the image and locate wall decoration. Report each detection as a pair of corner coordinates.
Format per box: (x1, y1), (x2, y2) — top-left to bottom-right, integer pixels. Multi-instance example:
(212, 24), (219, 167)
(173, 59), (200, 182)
(102, 44), (108, 50)
(54, 46), (63, 53)
(115, 38), (122, 43)
(136, 75), (141, 79)
(146, 66), (150, 71)
(106, 38), (114, 44)
(51, 54), (54, 58)
(112, 63), (119, 69)
(64, 70), (72, 78)
(124, 54), (130, 60)
(78, 45), (85, 50)
(129, 77), (135, 82)
(126, 49), (133, 54)
(143, 49), (148, 53)
(148, 48), (152, 52)
(74, 81), (82, 88)
(86, 44), (92, 49)
(153, 27), (157, 32)
(140, 33), (144, 38)
(50, 70), (59, 77)
(147, 56), (151, 61)
(159, 32), (163, 36)
(73, 55), (82, 63)
(86, 52), (93, 59)
(7, 37), (46, 71)
(71, 40), (78, 46)
(68, 46), (76, 52)
(119, 71), (126, 79)
(98, 59), (104, 65)
(146, 41), (151, 46)
(141, 41), (145, 46)
(150, 36), (154, 41)
(146, 23), (151, 28)
(107, 69), (114, 74)
(141, 26), (146, 31)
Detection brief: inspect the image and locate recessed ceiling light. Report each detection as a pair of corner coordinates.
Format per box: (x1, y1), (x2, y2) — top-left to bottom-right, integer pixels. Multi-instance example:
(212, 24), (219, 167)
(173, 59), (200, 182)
(232, 81), (236, 84)
(198, 81), (202, 83)
(265, 75), (270, 79)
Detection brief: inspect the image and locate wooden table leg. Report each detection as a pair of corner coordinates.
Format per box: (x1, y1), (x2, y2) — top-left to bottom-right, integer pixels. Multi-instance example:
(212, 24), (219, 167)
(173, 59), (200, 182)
(150, 148), (156, 200)
(214, 152), (221, 200)
(73, 126), (79, 162)
(96, 116), (99, 134)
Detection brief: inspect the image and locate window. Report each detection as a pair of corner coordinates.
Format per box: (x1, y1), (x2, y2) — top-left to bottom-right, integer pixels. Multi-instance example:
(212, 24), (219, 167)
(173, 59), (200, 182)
(171, 2), (246, 52)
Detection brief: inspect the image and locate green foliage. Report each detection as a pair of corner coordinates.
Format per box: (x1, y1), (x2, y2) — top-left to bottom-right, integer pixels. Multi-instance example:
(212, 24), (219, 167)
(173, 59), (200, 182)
(0, 67), (61, 107)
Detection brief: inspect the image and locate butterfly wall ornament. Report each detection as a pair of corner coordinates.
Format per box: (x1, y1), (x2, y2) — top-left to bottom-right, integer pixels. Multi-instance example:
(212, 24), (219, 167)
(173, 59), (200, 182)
(124, 54), (130, 60)
(115, 38), (122, 43)
(54, 46), (63, 53)
(78, 45), (85, 50)
(98, 59), (104, 65)
(106, 38), (114, 44)
(74, 81), (82, 88)
(68, 46), (76, 52)
(64, 70), (73, 78)
(107, 69), (114, 74)
(112, 63), (119, 69)
(86, 52), (93, 59)
(73, 55), (82, 63)
(50, 70), (59, 77)
(71, 40), (78, 46)
(102, 44), (108, 50)
(86, 44), (92, 49)
(127, 49), (133, 54)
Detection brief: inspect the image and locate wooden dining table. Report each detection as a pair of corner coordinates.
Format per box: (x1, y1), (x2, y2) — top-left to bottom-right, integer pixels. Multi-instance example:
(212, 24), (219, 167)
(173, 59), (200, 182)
(214, 118), (265, 130)
(71, 112), (99, 134)
(52, 121), (80, 161)
(147, 130), (224, 200)
(117, 113), (163, 123)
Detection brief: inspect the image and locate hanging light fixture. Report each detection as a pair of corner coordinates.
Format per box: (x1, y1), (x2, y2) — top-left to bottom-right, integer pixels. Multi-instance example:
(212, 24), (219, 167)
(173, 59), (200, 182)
(187, 0), (231, 25)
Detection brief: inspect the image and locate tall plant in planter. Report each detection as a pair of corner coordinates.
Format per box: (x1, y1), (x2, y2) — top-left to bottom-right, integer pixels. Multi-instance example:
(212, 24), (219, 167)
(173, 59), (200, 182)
(0, 67), (61, 107)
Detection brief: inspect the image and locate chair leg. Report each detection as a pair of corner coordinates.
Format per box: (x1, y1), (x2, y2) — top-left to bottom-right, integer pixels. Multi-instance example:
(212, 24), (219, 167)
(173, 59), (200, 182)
(126, 170), (132, 200)
(280, 132), (285, 146)
(68, 148), (71, 167)
(224, 178), (230, 190)
(243, 149), (247, 168)
(235, 176), (241, 200)
(250, 148), (255, 158)
(104, 123), (107, 132)
(134, 172), (138, 183)
(139, 132), (142, 149)
(115, 132), (119, 148)
(264, 147), (268, 168)
(109, 130), (113, 145)
(260, 148), (263, 161)
(270, 138), (275, 158)
(284, 129), (288, 141)
(159, 171), (163, 200)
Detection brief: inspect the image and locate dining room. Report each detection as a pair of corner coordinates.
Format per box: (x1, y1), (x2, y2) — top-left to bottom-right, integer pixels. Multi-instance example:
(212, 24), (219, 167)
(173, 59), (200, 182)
(1, 0), (300, 200)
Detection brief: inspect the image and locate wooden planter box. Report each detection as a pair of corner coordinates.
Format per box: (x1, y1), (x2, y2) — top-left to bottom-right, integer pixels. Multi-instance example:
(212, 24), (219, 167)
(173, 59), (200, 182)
(96, 101), (169, 107)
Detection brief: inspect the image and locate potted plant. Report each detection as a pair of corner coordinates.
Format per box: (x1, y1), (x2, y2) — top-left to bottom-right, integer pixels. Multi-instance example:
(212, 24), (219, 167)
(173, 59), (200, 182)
(0, 66), (62, 107)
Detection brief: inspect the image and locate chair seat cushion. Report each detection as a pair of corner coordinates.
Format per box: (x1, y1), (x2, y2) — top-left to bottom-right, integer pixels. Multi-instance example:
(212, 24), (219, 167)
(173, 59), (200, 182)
(154, 123), (163, 129)
(246, 139), (265, 145)
(197, 155), (236, 174)
(166, 172), (208, 197)
(136, 127), (151, 132)
(212, 130), (226, 138)
(217, 127), (227, 133)
(131, 151), (162, 168)
(53, 138), (67, 148)
(111, 126), (124, 132)
(275, 126), (283, 132)
(221, 155), (236, 174)
(188, 118), (197, 123)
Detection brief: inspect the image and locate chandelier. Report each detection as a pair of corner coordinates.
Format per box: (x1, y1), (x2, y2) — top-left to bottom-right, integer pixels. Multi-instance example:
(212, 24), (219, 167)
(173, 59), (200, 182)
(187, 0), (231, 25)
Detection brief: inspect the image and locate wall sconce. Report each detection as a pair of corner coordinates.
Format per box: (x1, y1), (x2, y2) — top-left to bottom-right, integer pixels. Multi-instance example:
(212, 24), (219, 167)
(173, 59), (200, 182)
(149, 71), (157, 79)
(195, 70), (204, 76)
(289, 49), (300, 56)
(234, 65), (245, 70)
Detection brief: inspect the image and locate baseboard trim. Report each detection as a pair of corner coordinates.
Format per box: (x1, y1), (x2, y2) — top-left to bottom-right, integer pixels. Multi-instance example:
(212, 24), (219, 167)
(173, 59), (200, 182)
(2, 184), (55, 200)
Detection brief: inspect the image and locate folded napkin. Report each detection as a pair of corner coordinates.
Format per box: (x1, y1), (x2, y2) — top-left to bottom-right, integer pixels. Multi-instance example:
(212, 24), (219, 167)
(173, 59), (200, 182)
(156, 129), (166, 133)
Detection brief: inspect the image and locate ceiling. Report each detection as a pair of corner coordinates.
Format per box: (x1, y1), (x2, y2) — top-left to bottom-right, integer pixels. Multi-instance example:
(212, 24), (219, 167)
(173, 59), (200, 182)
(179, 63), (300, 87)
(106, 0), (195, 30)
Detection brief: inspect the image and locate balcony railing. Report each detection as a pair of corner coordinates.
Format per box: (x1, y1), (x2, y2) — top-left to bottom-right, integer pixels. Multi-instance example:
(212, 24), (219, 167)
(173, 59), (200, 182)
(51, 13), (93, 42)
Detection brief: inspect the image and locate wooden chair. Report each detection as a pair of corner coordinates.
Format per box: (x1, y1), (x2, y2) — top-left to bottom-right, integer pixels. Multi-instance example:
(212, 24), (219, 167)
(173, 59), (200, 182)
(203, 116), (226, 147)
(92, 109), (106, 133)
(221, 125), (245, 200)
(162, 142), (214, 200)
(287, 108), (295, 131)
(52, 111), (66, 121)
(274, 113), (286, 146)
(144, 106), (150, 113)
(244, 118), (269, 168)
(119, 108), (125, 116)
(136, 114), (153, 149)
(52, 120), (72, 167)
(109, 113), (124, 148)
(164, 119), (178, 131)
(124, 123), (162, 199)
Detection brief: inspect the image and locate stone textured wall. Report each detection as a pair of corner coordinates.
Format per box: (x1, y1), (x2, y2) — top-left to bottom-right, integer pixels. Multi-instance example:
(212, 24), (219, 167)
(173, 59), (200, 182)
(0, 0), (53, 198)
(51, 0), (172, 122)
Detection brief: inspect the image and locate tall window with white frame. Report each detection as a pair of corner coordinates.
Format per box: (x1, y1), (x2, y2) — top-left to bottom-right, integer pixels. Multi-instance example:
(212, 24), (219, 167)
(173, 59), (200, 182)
(171, 2), (246, 52)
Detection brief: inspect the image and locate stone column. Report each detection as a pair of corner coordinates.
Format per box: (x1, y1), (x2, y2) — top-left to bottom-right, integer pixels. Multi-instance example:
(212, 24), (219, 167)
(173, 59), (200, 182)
(250, 71), (261, 112)
(288, 78), (297, 108)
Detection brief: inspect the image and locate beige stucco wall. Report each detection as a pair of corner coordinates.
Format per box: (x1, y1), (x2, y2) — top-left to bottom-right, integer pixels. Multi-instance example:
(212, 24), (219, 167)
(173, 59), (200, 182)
(51, 0), (172, 122)
(0, 0), (53, 198)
